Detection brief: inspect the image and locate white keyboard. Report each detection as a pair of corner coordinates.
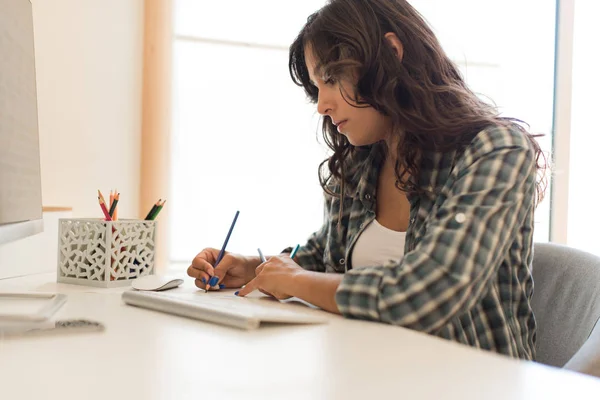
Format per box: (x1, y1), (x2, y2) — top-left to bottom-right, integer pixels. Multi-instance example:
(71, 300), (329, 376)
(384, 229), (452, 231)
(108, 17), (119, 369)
(122, 290), (328, 330)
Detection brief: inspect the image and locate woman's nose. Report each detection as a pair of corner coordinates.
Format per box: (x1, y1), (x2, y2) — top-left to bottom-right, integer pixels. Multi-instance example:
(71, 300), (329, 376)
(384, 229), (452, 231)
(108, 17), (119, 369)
(316, 88), (334, 116)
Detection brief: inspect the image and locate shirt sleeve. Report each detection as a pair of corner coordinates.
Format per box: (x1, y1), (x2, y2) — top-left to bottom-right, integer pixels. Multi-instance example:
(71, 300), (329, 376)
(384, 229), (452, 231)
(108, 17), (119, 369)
(335, 134), (537, 333)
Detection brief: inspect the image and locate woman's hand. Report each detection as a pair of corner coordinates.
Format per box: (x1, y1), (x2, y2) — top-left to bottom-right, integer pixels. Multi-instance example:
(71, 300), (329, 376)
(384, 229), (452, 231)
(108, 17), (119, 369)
(187, 248), (259, 290)
(236, 255), (305, 300)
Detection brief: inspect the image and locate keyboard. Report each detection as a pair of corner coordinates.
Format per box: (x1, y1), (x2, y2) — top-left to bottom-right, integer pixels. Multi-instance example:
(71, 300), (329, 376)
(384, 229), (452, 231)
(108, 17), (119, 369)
(122, 290), (329, 330)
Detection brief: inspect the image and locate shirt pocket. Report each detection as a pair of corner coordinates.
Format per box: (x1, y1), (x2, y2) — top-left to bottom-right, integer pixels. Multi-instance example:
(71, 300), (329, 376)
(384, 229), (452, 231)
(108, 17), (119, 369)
(324, 243), (346, 273)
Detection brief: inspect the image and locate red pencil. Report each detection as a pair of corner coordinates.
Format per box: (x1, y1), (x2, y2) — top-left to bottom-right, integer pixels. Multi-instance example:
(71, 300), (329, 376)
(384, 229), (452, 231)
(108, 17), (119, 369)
(98, 196), (112, 221)
(98, 189), (108, 207)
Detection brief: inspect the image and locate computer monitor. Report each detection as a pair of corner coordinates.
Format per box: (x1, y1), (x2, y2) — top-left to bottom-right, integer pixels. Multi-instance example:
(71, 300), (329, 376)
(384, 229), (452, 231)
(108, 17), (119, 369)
(0, 0), (44, 246)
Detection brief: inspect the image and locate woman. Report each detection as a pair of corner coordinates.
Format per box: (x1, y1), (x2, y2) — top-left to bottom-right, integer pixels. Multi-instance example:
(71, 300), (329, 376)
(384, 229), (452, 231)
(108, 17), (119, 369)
(187, 0), (546, 359)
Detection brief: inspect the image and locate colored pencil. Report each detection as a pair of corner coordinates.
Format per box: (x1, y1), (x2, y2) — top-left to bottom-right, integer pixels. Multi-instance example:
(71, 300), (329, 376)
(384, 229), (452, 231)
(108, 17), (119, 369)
(113, 192), (119, 221)
(144, 199), (161, 220)
(257, 248), (267, 263)
(109, 192), (119, 218)
(207, 210), (240, 293)
(98, 196), (112, 221)
(150, 199), (166, 220)
(290, 244), (300, 259)
(97, 190), (108, 209)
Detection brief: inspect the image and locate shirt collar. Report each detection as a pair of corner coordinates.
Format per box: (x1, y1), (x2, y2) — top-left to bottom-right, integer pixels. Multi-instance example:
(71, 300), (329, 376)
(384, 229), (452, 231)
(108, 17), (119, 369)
(352, 143), (460, 203)
(354, 143), (384, 207)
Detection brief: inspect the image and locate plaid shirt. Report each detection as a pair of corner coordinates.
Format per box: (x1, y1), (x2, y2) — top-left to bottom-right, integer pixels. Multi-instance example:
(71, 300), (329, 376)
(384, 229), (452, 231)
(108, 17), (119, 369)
(291, 125), (537, 359)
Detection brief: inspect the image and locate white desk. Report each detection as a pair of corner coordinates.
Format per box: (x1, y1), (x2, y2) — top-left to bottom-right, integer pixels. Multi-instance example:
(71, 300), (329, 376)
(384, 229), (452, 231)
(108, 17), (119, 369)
(1, 272), (600, 400)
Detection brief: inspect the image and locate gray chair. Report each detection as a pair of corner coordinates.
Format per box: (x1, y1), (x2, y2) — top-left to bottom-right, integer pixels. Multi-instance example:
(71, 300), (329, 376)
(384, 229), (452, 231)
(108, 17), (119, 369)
(531, 242), (600, 377)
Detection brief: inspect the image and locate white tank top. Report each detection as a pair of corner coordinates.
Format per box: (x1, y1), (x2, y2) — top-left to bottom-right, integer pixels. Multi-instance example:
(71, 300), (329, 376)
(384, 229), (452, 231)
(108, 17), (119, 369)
(351, 219), (406, 269)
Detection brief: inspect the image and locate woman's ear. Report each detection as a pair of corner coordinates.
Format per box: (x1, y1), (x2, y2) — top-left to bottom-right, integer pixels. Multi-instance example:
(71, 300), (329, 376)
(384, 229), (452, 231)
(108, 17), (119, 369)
(384, 32), (404, 62)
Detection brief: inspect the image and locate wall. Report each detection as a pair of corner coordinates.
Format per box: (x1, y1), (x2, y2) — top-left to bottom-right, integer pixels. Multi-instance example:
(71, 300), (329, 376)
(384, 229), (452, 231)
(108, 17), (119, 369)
(31, 0), (144, 219)
(0, 209), (72, 279)
(0, 1), (144, 279)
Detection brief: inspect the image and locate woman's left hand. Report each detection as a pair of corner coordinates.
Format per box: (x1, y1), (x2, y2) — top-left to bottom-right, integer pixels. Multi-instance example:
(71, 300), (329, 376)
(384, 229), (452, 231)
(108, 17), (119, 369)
(236, 255), (304, 300)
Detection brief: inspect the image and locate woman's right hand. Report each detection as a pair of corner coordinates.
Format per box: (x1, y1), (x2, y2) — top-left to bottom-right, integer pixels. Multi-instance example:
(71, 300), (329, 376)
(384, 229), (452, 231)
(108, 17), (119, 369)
(187, 248), (258, 290)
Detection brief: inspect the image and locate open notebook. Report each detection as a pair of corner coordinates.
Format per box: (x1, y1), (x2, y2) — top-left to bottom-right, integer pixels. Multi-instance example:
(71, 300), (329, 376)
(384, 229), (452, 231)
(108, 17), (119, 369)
(122, 290), (329, 330)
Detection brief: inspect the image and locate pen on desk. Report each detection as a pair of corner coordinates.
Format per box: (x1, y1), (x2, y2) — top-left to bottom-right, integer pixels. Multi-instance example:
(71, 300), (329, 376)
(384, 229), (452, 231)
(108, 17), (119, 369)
(289, 244), (300, 259)
(257, 248), (267, 263)
(207, 210), (240, 293)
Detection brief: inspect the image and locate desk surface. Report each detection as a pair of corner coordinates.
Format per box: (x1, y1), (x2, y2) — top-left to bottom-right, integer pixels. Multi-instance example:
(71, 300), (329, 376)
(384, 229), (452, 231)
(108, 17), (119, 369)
(1, 272), (600, 400)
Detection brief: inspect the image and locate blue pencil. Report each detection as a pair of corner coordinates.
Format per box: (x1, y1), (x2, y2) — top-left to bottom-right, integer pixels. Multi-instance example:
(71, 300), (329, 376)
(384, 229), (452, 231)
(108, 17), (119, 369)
(206, 210), (240, 293)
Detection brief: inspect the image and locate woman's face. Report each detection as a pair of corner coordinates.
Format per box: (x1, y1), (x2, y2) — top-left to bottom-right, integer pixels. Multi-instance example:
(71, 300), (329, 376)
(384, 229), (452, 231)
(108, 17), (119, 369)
(304, 46), (392, 147)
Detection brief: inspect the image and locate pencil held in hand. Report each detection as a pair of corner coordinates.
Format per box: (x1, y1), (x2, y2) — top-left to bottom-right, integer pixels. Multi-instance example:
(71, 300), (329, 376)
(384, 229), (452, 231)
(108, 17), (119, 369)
(290, 244), (300, 259)
(207, 210), (240, 293)
(257, 248), (267, 263)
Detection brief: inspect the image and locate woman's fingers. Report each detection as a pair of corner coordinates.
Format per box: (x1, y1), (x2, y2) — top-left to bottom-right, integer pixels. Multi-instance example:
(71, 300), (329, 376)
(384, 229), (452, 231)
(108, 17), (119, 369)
(191, 252), (216, 275)
(236, 277), (259, 297)
(255, 262), (265, 275)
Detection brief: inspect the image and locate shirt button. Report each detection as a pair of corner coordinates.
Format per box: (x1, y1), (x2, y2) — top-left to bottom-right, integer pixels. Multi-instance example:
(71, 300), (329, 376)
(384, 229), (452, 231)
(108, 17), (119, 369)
(455, 213), (466, 223)
(365, 194), (371, 200)
(339, 258), (346, 265)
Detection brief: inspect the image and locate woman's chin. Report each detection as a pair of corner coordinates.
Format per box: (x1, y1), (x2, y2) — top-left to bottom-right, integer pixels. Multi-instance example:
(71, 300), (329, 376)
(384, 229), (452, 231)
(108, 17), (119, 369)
(343, 133), (376, 147)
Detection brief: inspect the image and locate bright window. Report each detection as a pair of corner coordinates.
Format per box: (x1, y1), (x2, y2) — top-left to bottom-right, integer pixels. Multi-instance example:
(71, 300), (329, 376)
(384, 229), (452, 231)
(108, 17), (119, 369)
(567, 0), (600, 255)
(170, 1), (556, 262)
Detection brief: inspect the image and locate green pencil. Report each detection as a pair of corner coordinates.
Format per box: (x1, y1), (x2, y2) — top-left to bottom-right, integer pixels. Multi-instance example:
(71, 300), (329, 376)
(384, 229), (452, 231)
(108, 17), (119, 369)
(150, 199), (166, 220)
(289, 244), (300, 259)
(144, 199), (161, 220)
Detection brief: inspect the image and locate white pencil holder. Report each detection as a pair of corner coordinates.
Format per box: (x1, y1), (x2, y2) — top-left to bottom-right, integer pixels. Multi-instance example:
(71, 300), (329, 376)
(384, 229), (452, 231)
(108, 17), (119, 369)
(57, 218), (156, 287)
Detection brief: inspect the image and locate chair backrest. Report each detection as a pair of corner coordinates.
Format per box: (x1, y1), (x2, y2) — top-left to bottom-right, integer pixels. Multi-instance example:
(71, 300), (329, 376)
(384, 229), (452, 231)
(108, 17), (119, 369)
(564, 317), (600, 377)
(531, 242), (600, 376)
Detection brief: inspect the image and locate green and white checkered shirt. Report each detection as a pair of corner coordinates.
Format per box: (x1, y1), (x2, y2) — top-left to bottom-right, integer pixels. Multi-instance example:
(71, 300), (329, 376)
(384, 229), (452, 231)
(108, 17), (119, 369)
(292, 125), (537, 359)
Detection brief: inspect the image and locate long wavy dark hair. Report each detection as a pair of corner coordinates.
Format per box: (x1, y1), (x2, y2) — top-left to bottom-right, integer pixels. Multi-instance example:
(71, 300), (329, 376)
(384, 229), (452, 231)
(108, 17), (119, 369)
(289, 0), (547, 205)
